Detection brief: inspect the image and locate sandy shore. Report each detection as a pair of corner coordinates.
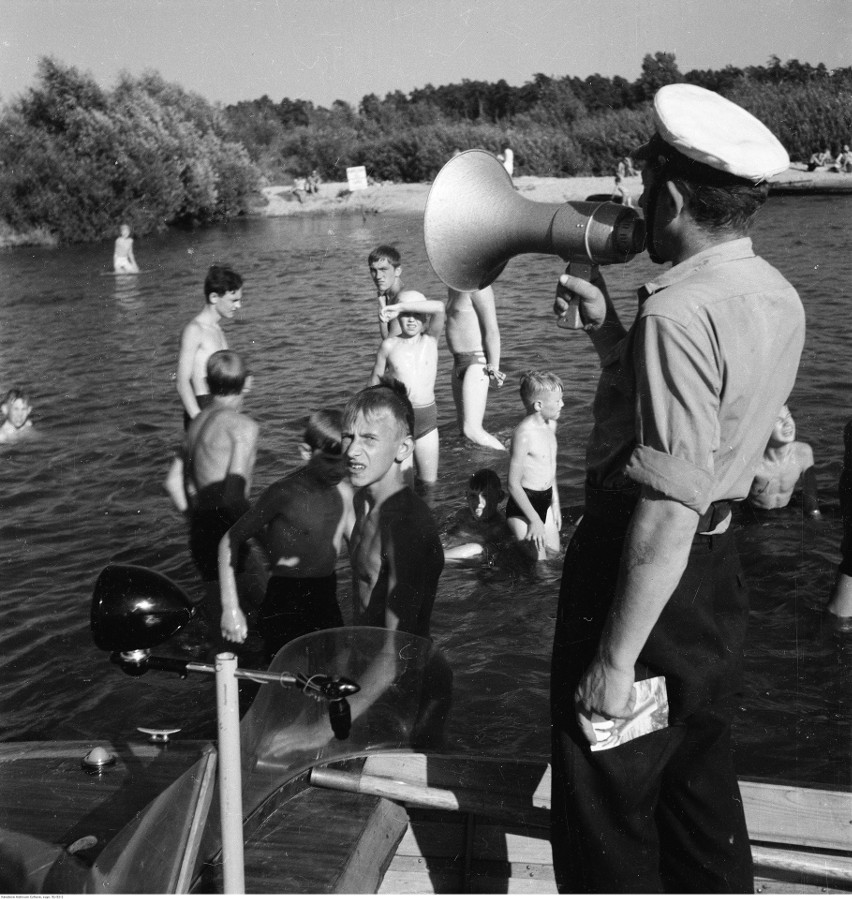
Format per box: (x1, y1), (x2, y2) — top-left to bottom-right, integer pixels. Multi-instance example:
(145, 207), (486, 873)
(258, 166), (852, 218)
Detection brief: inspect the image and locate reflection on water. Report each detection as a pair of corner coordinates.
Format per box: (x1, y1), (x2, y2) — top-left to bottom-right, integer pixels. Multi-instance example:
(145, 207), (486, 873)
(0, 197), (850, 788)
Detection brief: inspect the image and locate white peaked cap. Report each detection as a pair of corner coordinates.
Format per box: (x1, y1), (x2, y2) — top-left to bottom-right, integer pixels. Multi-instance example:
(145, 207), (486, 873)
(648, 84), (790, 182)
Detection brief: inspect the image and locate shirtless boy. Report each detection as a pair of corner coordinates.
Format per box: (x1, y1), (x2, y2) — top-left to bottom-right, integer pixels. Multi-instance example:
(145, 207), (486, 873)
(506, 371), (563, 559)
(113, 224), (139, 273)
(371, 295), (445, 484)
(368, 245), (405, 339)
(343, 380), (444, 636)
(176, 264), (244, 426)
(748, 404), (820, 517)
(218, 410), (354, 658)
(0, 389), (35, 444)
(445, 286), (505, 451)
(444, 468), (513, 561)
(175, 351), (259, 644)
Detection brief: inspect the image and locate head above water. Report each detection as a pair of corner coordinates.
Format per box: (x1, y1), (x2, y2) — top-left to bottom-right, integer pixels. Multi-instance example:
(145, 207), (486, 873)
(2, 388), (32, 429)
(204, 264), (244, 303)
(303, 409), (344, 455)
(342, 377), (414, 442)
(633, 85), (789, 251)
(206, 350), (248, 396)
(467, 468), (504, 520)
(367, 245), (401, 268)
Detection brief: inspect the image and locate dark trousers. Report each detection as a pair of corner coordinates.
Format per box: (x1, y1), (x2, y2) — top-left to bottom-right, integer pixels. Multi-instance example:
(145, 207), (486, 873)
(261, 573), (342, 662)
(550, 510), (753, 893)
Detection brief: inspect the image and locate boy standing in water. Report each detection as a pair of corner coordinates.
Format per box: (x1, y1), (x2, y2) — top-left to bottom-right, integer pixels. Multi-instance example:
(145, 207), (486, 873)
(445, 286), (506, 451)
(113, 224), (139, 273)
(506, 371), (563, 559)
(175, 350), (259, 648)
(218, 410), (354, 660)
(371, 296), (445, 484)
(367, 245), (404, 339)
(176, 264), (244, 427)
(748, 404), (820, 516)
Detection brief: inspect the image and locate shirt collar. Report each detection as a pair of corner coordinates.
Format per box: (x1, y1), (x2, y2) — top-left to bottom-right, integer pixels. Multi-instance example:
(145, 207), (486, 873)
(638, 237), (755, 303)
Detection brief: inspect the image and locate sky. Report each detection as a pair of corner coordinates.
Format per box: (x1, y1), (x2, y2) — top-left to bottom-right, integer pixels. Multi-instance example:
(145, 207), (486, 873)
(2, 0), (849, 109)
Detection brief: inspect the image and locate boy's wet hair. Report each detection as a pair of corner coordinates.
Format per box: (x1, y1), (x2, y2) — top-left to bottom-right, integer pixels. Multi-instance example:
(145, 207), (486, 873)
(519, 370), (563, 406)
(367, 245), (401, 267)
(3, 388), (29, 406)
(469, 468), (502, 493)
(343, 377), (414, 440)
(304, 409), (343, 455)
(204, 264), (243, 301)
(206, 350), (247, 396)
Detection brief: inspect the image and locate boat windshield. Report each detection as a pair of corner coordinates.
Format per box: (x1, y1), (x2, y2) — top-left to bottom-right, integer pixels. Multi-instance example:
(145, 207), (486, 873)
(87, 626), (438, 893)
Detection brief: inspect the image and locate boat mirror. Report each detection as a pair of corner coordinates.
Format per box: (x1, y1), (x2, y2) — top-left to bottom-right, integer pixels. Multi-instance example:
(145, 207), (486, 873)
(91, 564), (194, 652)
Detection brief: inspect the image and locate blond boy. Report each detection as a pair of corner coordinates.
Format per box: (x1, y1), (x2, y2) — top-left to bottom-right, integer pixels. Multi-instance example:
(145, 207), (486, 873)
(506, 371), (563, 559)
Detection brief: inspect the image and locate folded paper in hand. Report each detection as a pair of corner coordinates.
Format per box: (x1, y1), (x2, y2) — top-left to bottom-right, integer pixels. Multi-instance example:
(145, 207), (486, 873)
(589, 675), (669, 752)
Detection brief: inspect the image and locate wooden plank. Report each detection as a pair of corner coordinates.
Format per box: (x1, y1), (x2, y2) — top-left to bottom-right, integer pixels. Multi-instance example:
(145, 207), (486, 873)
(742, 781), (852, 852)
(395, 820), (553, 867)
(753, 845), (852, 890)
(0, 740), (209, 853)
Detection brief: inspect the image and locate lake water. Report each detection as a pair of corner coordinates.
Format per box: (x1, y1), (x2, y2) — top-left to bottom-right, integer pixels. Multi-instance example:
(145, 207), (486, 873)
(0, 194), (850, 789)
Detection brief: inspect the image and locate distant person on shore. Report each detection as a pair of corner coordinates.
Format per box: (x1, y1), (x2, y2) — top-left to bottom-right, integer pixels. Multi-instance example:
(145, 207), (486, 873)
(748, 404), (820, 517)
(444, 468), (513, 561)
(113, 223), (139, 274)
(836, 145), (852, 174)
(343, 380), (444, 635)
(371, 292), (446, 484)
(624, 155), (637, 176)
(828, 419), (852, 624)
(173, 350), (259, 649)
(446, 286), (506, 451)
(498, 142), (514, 178)
(0, 389), (35, 444)
(218, 409), (354, 659)
(612, 158), (633, 205)
(506, 371), (563, 560)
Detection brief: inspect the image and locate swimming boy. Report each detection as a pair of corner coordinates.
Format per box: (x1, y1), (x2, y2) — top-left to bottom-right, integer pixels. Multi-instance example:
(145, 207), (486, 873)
(343, 379), (444, 636)
(445, 286), (506, 451)
(174, 351), (259, 645)
(176, 264), (244, 426)
(371, 295), (445, 484)
(218, 410), (354, 658)
(113, 224), (139, 273)
(444, 468), (513, 561)
(748, 404), (820, 516)
(0, 389), (35, 444)
(506, 371), (563, 559)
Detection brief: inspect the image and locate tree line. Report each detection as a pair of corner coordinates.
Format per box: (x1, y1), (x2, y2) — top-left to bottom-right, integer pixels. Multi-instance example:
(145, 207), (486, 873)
(1, 53), (850, 244)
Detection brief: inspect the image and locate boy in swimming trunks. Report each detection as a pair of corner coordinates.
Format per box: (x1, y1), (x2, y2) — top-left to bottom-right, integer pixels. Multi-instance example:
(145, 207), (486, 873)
(371, 293), (445, 484)
(748, 404), (820, 517)
(113, 223), (139, 273)
(444, 468), (513, 561)
(506, 370), (563, 560)
(218, 409), (355, 659)
(446, 286), (506, 451)
(0, 389), (35, 444)
(176, 350), (259, 649)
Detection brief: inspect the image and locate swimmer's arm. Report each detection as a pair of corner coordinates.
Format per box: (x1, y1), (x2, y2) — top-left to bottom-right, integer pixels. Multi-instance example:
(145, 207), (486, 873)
(551, 476), (562, 532)
(800, 455), (820, 517)
(218, 532), (246, 642)
(444, 542), (484, 561)
(369, 341), (391, 386)
(575, 490), (698, 741)
(164, 454), (188, 512)
(471, 287), (501, 371)
(377, 295), (390, 340)
(176, 323), (202, 419)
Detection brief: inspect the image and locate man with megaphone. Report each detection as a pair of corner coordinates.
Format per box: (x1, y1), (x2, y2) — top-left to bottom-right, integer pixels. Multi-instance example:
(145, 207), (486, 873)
(549, 85), (805, 893)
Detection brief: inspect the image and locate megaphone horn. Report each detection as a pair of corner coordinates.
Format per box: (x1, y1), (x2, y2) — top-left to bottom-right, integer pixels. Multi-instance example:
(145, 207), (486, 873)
(424, 149), (645, 292)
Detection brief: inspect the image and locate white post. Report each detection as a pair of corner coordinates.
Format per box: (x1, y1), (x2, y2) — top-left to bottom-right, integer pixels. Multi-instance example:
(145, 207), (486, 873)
(215, 652), (245, 894)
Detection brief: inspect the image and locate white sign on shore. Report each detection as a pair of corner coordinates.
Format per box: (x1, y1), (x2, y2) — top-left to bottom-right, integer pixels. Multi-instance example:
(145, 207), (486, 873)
(346, 166), (369, 191)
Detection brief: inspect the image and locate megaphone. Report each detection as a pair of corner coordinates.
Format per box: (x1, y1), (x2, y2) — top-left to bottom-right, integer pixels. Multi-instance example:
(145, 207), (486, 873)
(424, 150), (645, 327)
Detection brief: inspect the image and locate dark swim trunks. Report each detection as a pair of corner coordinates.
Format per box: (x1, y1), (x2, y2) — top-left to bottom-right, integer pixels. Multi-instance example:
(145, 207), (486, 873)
(506, 485), (553, 524)
(189, 507), (247, 581)
(261, 573), (342, 661)
(453, 351), (486, 381)
(183, 393), (214, 430)
(413, 402), (438, 440)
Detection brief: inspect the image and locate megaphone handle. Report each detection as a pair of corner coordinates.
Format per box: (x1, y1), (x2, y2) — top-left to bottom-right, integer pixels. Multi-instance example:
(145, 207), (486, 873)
(556, 261), (599, 330)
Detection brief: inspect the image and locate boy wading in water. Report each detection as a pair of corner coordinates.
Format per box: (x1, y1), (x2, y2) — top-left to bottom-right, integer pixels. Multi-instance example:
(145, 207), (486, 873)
(371, 295), (445, 485)
(506, 371), (563, 560)
(218, 410), (354, 660)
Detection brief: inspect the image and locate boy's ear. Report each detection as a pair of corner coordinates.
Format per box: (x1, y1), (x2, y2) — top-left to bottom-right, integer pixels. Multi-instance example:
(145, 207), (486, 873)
(395, 434), (415, 463)
(297, 442), (312, 461)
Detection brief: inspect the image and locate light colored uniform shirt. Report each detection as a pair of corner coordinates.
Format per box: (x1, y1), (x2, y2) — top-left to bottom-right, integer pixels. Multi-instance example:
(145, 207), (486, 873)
(587, 237), (805, 515)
